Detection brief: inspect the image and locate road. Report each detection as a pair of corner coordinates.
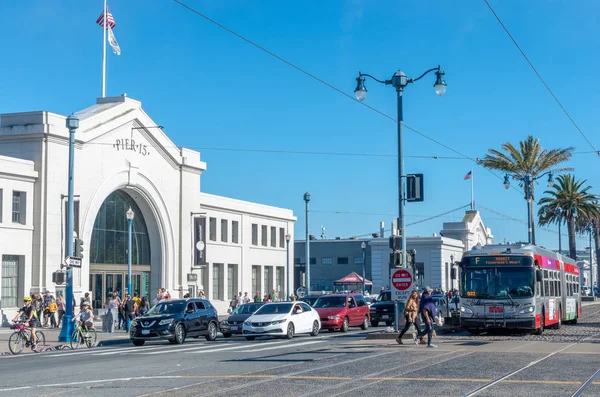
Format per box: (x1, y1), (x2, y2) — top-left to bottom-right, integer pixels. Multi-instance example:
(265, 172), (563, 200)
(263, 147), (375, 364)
(0, 306), (599, 397)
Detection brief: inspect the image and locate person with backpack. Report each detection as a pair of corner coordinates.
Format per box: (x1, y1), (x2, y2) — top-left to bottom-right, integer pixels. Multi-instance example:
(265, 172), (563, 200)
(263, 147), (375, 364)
(416, 286), (438, 348)
(122, 294), (136, 332)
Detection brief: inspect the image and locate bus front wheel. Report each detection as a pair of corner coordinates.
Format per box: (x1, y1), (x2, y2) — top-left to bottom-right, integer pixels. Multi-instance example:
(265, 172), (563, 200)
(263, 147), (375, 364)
(534, 311), (544, 335)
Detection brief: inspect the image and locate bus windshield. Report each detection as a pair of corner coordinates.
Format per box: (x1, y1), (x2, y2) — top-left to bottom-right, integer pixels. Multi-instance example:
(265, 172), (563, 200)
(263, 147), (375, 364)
(461, 267), (534, 299)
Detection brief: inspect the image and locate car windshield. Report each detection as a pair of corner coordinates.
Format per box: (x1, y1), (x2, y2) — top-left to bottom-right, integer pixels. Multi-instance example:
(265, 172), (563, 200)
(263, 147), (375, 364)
(232, 303), (262, 314)
(377, 292), (391, 302)
(300, 297), (319, 306)
(461, 267), (534, 299)
(254, 303), (293, 315)
(313, 296), (347, 308)
(146, 301), (185, 315)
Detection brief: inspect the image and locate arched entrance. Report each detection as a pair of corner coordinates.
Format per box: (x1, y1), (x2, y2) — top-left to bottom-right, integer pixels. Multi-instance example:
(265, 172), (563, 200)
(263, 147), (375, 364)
(88, 190), (152, 309)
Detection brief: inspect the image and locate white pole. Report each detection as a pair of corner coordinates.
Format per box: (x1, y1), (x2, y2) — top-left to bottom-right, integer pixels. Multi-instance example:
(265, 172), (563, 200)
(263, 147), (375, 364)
(101, 0), (107, 98)
(471, 169), (475, 210)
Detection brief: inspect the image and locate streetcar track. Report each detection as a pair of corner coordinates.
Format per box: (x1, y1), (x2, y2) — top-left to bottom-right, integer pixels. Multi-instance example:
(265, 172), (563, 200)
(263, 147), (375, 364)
(571, 368), (600, 397)
(461, 331), (600, 397)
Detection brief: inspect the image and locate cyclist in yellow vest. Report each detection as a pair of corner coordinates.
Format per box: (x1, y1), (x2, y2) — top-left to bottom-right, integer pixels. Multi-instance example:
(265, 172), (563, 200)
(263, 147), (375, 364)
(12, 296), (39, 349)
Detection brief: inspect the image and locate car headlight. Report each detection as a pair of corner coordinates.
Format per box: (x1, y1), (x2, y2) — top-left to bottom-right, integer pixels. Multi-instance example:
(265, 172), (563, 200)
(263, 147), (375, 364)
(271, 319), (286, 325)
(327, 315), (340, 320)
(243, 319), (251, 325)
(130, 320), (138, 327)
(460, 306), (473, 314)
(519, 305), (535, 314)
(159, 319), (174, 326)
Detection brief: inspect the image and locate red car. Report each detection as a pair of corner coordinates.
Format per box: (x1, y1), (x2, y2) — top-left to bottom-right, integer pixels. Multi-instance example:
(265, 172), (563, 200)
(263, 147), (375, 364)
(312, 294), (370, 332)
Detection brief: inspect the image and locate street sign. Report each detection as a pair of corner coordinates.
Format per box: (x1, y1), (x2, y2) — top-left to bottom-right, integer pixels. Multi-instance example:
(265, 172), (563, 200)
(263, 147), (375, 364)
(65, 256), (82, 268)
(390, 268), (413, 301)
(406, 174), (424, 202)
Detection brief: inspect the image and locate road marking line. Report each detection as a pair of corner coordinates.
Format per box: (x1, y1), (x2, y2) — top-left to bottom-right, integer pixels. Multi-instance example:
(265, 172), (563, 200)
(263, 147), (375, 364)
(236, 340), (324, 352)
(134, 343), (245, 355)
(285, 375), (352, 380)
(506, 341), (537, 352)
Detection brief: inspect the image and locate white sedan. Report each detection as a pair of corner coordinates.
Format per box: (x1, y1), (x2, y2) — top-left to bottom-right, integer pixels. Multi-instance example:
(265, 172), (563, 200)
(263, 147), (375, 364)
(242, 302), (321, 340)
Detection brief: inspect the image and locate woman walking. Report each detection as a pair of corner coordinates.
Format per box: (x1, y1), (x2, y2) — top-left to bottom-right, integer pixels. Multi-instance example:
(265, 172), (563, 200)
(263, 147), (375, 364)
(396, 290), (420, 344)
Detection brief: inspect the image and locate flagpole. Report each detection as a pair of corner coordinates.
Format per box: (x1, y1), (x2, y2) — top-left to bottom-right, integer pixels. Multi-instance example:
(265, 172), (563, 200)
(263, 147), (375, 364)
(101, 0), (107, 98)
(471, 169), (475, 210)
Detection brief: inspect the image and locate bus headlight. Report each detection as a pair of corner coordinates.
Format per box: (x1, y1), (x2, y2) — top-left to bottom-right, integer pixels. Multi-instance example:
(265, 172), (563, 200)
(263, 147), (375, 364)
(460, 306), (473, 314)
(519, 305), (535, 314)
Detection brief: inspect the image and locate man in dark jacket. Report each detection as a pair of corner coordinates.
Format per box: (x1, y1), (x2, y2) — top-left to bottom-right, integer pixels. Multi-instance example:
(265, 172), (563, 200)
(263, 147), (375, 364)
(122, 294), (136, 332)
(417, 286), (438, 348)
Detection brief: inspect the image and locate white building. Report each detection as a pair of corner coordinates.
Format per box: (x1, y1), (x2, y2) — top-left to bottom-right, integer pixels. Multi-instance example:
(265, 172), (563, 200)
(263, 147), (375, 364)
(0, 95), (295, 323)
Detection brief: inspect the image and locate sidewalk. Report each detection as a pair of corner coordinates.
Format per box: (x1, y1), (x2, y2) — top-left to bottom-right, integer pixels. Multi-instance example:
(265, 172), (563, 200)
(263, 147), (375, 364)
(0, 320), (130, 356)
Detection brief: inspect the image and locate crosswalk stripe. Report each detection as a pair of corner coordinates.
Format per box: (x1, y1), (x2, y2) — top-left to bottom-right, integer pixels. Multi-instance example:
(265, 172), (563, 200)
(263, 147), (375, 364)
(117, 343), (244, 355)
(236, 340), (324, 353)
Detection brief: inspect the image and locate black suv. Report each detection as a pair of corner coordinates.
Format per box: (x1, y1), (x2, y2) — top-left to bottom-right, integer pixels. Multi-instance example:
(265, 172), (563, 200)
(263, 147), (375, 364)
(130, 298), (219, 346)
(220, 302), (263, 337)
(369, 290), (395, 327)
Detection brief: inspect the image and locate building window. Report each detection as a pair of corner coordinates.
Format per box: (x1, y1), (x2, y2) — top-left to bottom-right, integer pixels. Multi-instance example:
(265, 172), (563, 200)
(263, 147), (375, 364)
(264, 266), (273, 296)
(252, 224), (258, 246)
(232, 221), (239, 244)
(227, 264), (238, 298)
(0, 189), (3, 223)
(261, 225), (268, 246)
(212, 263), (223, 300)
(221, 219), (228, 242)
(12, 191), (26, 225)
(337, 257), (349, 265)
(209, 218), (217, 241)
(279, 228), (285, 248)
(321, 257), (333, 265)
(353, 256), (363, 264)
(276, 267), (284, 299)
(270, 226), (277, 247)
(294, 258), (301, 265)
(1, 255), (20, 308)
(252, 265), (261, 295)
(310, 257), (316, 265)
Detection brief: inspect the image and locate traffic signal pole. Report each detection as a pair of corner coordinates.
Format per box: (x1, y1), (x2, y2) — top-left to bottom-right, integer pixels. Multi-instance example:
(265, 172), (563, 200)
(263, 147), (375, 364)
(59, 115), (78, 343)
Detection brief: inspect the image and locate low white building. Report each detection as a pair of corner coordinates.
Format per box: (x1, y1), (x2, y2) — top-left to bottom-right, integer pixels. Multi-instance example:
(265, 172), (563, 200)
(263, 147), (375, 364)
(0, 95), (295, 323)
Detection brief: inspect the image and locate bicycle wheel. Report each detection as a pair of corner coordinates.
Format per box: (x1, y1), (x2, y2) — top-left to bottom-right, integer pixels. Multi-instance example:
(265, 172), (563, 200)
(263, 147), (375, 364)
(70, 329), (82, 350)
(8, 332), (24, 355)
(33, 331), (46, 353)
(85, 329), (97, 348)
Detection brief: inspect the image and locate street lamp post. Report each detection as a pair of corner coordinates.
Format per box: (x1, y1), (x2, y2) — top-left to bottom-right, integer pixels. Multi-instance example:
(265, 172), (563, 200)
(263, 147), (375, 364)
(59, 114), (79, 343)
(303, 192), (311, 297)
(126, 207), (134, 329)
(589, 226), (593, 292)
(503, 172), (555, 245)
(361, 242), (367, 295)
(556, 208), (563, 254)
(285, 233), (291, 300)
(355, 66), (446, 270)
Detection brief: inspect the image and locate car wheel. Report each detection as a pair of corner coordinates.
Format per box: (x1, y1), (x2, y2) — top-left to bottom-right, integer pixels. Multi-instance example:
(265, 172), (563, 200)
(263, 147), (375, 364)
(360, 316), (369, 330)
(174, 324), (186, 344)
(222, 333), (232, 338)
(341, 317), (349, 333)
(245, 336), (256, 341)
(205, 321), (218, 341)
(132, 340), (145, 346)
(285, 323), (295, 339)
(310, 321), (319, 336)
(371, 320), (379, 327)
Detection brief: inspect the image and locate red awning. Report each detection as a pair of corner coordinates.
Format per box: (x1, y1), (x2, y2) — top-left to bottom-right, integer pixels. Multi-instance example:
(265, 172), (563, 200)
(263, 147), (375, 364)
(334, 271), (373, 285)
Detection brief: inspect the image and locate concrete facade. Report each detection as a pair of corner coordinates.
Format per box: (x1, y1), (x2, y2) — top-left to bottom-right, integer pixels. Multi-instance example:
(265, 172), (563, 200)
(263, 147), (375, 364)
(0, 96), (295, 321)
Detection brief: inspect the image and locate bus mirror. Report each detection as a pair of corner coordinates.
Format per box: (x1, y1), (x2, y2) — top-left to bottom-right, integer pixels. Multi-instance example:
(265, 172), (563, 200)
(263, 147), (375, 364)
(451, 268), (457, 280)
(536, 269), (543, 282)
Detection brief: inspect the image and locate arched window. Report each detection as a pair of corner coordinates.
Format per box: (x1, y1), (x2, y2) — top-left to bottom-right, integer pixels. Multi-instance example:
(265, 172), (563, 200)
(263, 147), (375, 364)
(90, 190), (150, 265)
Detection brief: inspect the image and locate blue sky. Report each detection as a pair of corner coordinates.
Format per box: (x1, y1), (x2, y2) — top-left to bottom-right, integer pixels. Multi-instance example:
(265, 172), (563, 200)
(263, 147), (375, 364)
(1, 0), (599, 250)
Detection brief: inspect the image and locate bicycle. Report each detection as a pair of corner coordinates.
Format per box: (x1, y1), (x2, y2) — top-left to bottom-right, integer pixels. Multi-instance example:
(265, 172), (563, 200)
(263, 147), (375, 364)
(70, 321), (97, 349)
(8, 322), (46, 355)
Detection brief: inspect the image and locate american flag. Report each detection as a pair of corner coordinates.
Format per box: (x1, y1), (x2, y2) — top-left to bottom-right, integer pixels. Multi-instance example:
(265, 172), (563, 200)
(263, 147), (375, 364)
(96, 7), (116, 29)
(464, 170), (473, 180)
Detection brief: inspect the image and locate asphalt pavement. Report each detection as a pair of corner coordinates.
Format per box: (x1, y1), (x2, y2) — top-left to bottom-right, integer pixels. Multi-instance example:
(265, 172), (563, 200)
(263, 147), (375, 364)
(0, 304), (599, 396)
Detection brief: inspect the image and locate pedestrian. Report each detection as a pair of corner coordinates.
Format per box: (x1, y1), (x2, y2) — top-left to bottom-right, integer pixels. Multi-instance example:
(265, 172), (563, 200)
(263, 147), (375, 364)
(122, 294), (136, 331)
(47, 297), (58, 328)
(237, 292), (243, 307)
(396, 290), (420, 344)
(139, 296), (149, 316)
(253, 291), (262, 303)
(229, 294), (237, 313)
(243, 292), (251, 304)
(57, 294), (66, 326)
(105, 295), (118, 333)
(416, 286), (438, 348)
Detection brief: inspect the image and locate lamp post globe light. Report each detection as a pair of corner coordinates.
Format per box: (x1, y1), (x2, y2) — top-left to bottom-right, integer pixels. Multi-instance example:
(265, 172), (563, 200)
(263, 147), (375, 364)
(361, 242), (367, 295)
(354, 66), (446, 271)
(285, 233), (292, 300)
(59, 114), (79, 343)
(503, 171), (554, 245)
(303, 192), (311, 296)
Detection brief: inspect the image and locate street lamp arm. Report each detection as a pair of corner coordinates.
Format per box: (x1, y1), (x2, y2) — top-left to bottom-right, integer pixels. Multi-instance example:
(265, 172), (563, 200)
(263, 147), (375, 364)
(409, 66), (442, 83)
(358, 72), (390, 85)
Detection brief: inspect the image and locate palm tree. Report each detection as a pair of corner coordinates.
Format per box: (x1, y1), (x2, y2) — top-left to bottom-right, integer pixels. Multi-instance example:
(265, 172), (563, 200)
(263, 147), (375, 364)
(537, 174), (600, 260)
(480, 135), (573, 244)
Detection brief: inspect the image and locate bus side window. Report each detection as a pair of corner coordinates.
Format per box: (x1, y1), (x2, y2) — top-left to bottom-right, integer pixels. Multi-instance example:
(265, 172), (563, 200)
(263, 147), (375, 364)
(556, 281), (560, 297)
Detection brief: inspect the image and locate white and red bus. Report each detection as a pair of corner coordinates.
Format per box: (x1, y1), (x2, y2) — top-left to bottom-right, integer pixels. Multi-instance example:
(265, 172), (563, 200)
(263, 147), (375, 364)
(459, 243), (581, 335)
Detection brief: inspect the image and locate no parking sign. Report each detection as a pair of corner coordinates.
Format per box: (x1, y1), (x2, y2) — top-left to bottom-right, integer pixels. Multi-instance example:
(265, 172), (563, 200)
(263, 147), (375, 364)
(391, 268), (413, 301)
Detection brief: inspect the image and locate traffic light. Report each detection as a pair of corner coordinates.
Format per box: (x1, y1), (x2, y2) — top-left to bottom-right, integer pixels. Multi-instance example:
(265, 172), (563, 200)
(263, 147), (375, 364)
(52, 270), (66, 285)
(389, 251), (402, 267)
(406, 249), (417, 268)
(74, 238), (84, 259)
(388, 235), (402, 251)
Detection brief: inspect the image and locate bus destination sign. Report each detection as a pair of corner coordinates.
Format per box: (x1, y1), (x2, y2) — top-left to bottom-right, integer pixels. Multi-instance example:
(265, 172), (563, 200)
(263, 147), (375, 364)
(464, 256), (532, 266)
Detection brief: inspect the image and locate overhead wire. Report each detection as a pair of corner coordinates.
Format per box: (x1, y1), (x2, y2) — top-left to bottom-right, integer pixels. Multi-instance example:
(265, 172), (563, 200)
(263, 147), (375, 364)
(482, 0), (599, 156)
